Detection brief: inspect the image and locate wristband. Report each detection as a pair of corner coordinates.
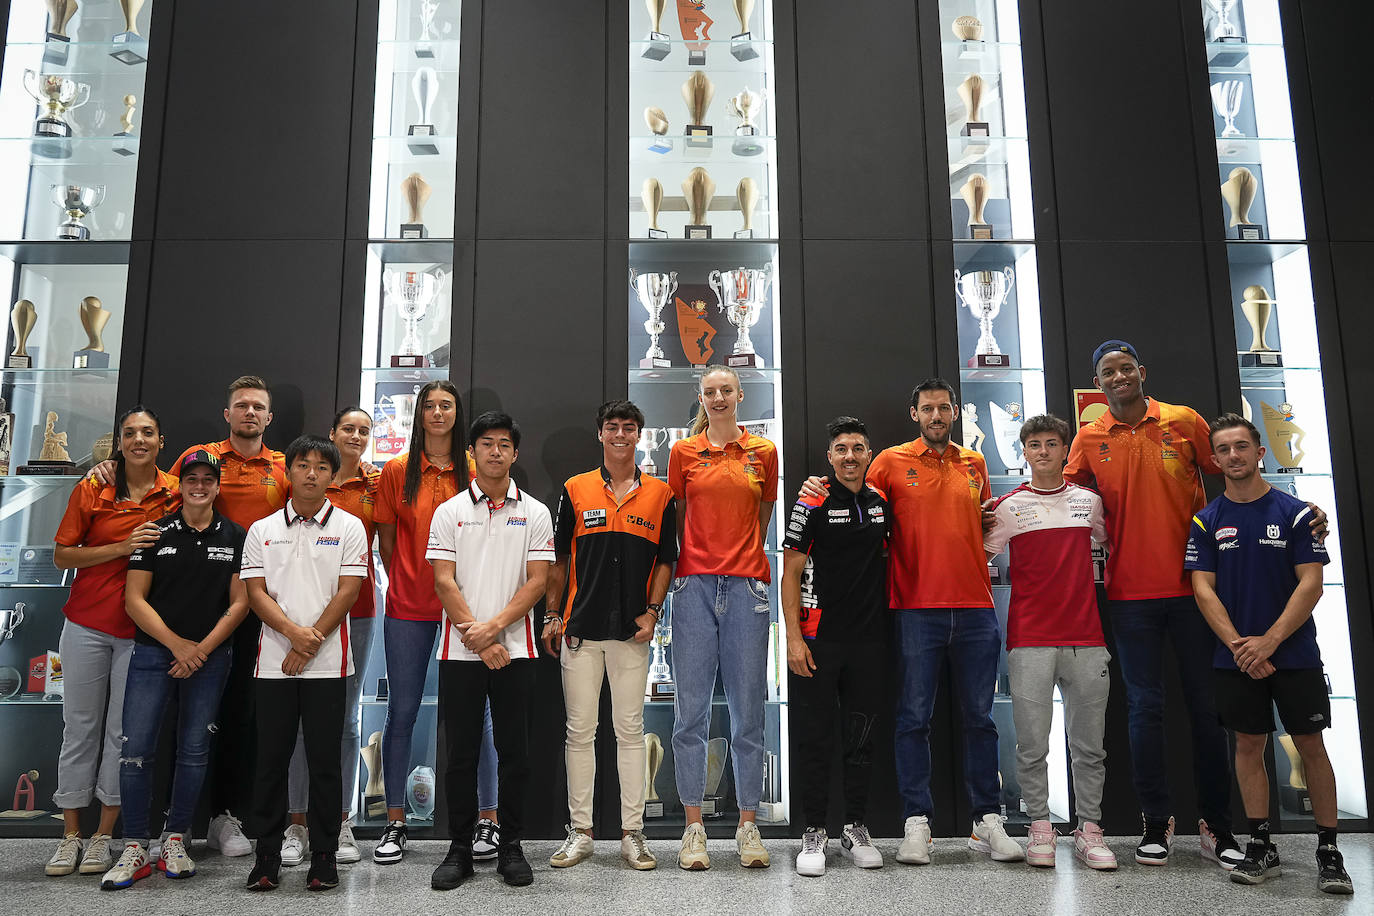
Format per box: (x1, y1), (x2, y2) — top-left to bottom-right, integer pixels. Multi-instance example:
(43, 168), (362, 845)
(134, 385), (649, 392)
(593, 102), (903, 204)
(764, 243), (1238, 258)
(646, 603), (662, 620)
(543, 614), (563, 627)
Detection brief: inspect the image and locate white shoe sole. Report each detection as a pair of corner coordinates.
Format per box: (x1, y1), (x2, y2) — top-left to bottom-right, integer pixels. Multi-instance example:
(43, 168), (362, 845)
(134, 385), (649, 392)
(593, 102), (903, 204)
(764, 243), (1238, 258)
(1075, 850), (1119, 870)
(840, 846), (883, 869)
(796, 858), (825, 877)
(336, 846), (362, 865)
(968, 838), (1024, 862)
(622, 855), (657, 871)
(373, 847), (404, 864)
(1231, 866), (1280, 885)
(1135, 852), (1171, 866)
(895, 845), (932, 865)
(550, 852), (593, 868)
(678, 856), (710, 871)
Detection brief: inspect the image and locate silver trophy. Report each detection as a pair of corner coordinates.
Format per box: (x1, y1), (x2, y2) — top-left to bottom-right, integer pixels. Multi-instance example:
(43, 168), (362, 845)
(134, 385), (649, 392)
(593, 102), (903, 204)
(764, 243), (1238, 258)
(408, 67), (440, 155)
(0, 603), (23, 641)
(416, 0), (439, 57)
(727, 86), (765, 157)
(988, 401), (1027, 474)
(51, 184), (105, 240)
(647, 608), (674, 698)
(703, 736), (730, 817)
(709, 266), (772, 368)
(383, 268), (445, 367)
(1205, 0), (1244, 42)
(665, 427), (691, 451)
(1211, 80), (1245, 139)
(954, 267), (1014, 368)
(23, 70), (91, 158)
(637, 427), (667, 476)
(629, 269), (678, 369)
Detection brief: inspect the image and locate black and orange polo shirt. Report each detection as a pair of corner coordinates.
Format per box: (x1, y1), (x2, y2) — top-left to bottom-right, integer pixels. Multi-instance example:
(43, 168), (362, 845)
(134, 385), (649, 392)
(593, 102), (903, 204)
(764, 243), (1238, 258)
(553, 466), (678, 641)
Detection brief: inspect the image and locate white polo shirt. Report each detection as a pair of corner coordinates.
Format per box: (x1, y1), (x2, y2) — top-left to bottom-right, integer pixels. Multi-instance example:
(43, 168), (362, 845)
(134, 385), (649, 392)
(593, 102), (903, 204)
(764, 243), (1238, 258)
(241, 498), (369, 679)
(426, 478), (555, 662)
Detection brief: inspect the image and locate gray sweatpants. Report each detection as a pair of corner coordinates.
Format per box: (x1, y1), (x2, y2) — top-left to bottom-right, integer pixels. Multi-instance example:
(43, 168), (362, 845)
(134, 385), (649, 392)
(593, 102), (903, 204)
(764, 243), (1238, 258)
(54, 619), (133, 809)
(1008, 645), (1111, 825)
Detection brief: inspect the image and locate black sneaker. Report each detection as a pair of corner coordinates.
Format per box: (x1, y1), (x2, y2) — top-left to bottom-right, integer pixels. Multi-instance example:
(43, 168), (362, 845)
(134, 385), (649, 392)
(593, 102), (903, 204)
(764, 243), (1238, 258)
(1317, 844), (1354, 895)
(306, 852), (337, 892)
(372, 821), (407, 864)
(1135, 815), (1175, 866)
(245, 852), (281, 892)
(497, 843), (534, 887)
(431, 842), (474, 891)
(1230, 840), (1281, 885)
(472, 818), (499, 862)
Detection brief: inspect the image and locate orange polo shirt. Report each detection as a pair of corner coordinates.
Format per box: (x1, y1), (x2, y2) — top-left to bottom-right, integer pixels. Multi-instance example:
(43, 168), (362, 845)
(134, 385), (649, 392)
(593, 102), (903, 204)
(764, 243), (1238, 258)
(375, 451), (464, 621)
(867, 438), (992, 609)
(668, 428), (778, 582)
(1065, 398), (1219, 601)
(172, 439), (287, 531)
(55, 470), (180, 638)
(328, 467), (382, 618)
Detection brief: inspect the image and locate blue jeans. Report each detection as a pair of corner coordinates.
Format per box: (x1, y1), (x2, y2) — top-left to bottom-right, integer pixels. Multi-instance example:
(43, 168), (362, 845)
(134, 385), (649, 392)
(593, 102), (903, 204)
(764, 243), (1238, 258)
(894, 608), (1002, 820)
(671, 574), (771, 811)
(381, 615), (497, 810)
(1108, 596), (1233, 828)
(118, 642), (232, 843)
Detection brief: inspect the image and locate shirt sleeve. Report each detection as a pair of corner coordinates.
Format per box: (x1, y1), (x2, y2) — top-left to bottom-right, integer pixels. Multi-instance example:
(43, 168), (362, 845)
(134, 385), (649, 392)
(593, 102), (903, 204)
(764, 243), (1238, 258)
(975, 454), (992, 503)
(553, 485), (576, 558)
(865, 451), (890, 500)
(1090, 493), (1109, 547)
(239, 521), (266, 579)
(1187, 408), (1221, 476)
(782, 497), (820, 554)
(761, 444), (779, 504)
(53, 479), (96, 547)
(1183, 513), (1216, 572)
(527, 501), (556, 563)
(340, 517), (370, 578)
(230, 523), (247, 571)
(1288, 504), (1330, 567)
(424, 501), (455, 562)
(126, 525), (161, 571)
(982, 499), (1012, 557)
(373, 459), (401, 525)
(1064, 433), (1094, 487)
(667, 442), (687, 500)
(656, 495), (678, 563)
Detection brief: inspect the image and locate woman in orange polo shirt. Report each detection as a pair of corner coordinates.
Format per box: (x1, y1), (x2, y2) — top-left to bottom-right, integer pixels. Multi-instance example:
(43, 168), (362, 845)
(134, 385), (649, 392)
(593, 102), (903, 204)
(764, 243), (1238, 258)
(46, 406), (178, 877)
(666, 365), (778, 870)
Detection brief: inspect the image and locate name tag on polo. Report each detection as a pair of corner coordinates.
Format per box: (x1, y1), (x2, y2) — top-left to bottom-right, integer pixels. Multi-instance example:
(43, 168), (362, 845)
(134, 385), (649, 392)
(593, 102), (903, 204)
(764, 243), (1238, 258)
(582, 509), (607, 529)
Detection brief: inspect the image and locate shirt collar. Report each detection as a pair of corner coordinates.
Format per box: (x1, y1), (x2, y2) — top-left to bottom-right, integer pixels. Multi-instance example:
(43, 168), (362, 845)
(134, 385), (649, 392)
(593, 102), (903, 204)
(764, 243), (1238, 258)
(1104, 397), (1160, 431)
(599, 465), (642, 488)
(171, 507), (223, 533)
(419, 451), (455, 473)
(283, 497), (334, 527)
(910, 437), (967, 461)
(691, 426), (748, 454)
(467, 478), (520, 505)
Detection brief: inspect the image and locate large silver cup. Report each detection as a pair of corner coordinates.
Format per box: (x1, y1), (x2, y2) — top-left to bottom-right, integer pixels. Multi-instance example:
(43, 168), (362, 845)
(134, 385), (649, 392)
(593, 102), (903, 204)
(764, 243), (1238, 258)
(23, 69), (91, 158)
(1206, 0), (1244, 41)
(636, 427), (668, 475)
(1211, 80), (1245, 138)
(630, 269), (678, 369)
(51, 184), (106, 240)
(709, 266), (772, 368)
(416, 0), (439, 56)
(954, 267), (1014, 363)
(383, 268), (444, 362)
(0, 603), (23, 641)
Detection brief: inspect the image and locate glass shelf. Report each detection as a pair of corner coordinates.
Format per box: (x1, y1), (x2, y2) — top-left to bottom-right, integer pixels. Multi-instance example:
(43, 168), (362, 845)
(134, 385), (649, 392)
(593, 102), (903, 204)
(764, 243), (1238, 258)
(643, 697), (788, 709)
(376, 39), (463, 72)
(0, 367), (120, 381)
(629, 39), (774, 73)
(359, 366), (451, 383)
(629, 134), (775, 162)
(1205, 40), (1281, 70)
(1239, 364), (1319, 384)
(0, 474), (86, 489)
(0, 40), (150, 76)
(939, 39), (1023, 72)
(959, 365), (1045, 382)
(946, 136), (1028, 170)
(1224, 240), (1308, 263)
(1214, 136), (1296, 163)
(376, 135), (458, 160)
(0, 695), (63, 706)
(629, 366), (780, 384)
(0, 241), (131, 265)
(0, 136), (142, 166)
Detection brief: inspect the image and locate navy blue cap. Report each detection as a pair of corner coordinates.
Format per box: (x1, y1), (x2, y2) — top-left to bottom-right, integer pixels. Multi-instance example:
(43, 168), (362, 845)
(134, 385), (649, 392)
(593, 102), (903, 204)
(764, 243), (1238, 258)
(1091, 340), (1140, 373)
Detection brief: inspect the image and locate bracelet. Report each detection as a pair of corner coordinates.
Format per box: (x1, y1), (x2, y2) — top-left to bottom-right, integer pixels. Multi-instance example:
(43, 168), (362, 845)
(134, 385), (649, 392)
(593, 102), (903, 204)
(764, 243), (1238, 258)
(646, 603), (662, 620)
(543, 614), (563, 627)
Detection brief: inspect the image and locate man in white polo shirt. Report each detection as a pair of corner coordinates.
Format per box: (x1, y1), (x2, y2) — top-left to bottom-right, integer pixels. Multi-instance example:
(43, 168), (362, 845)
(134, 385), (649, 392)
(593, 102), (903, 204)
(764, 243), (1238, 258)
(239, 435), (368, 894)
(426, 411), (553, 892)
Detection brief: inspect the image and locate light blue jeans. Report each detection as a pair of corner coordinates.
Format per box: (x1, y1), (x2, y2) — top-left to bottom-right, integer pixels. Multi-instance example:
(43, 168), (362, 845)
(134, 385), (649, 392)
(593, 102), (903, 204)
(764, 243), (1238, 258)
(670, 574), (771, 810)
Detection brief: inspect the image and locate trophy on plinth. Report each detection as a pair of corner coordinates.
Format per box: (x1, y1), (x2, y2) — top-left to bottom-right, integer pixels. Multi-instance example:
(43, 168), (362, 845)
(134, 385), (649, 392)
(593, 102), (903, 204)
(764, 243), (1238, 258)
(643, 0), (671, 60)
(408, 67), (440, 155)
(1210, 80), (1245, 149)
(0, 604), (23, 642)
(399, 172), (430, 238)
(682, 72), (715, 150)
(630, 268), (678, 368)
(0, 769), (41, 819)
(383, 268), (445, 367)
(702, 736), (729, 817)
(73, 296), (110, 368)
(43, 0), (78, 65)
(110, 0), (148, 65)
(406, 765), (436, 820)
(645, 106), (673, 154)
(1221, 166), (1263, 239)
(682, 166), (715, 239)
(1239, 284), (1281, 367)
(960, 173), (992, 239)
(735, 177), (758, 239)
(644, 733), (665, 817)
(1205, 0), (1245, 42)
(1277, 733), (1312, 814)
(1261, 401), (1304, 474)
(958, 74), (990, 139)
(952, 15), (985, 58)
(51, 184), (105, 240)
(989, 402), (1027, 474)
(727, 86), (764, 157)
(361, 731), (385, 817)
(709, 265), (771, 367)
(647, 610), (674, 698)
(758, 752), (782, 821)
(731, 0), (759, 61)
(636, 427), (667, 476)
(954, 266), (1014, 368)
(962, 403), (986, 453)
(8, 300), (37, 369)
(642, 177), (667, 238)
(415, 0), (439, 58)
(18, 411), (77, 475)
(23, 70), (91, 158)
(113, 94), (138, 157)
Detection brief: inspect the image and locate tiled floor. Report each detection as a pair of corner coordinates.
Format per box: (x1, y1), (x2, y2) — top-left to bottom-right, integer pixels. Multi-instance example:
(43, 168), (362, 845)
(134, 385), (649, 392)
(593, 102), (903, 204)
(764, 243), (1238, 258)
(0, 832), (1365, 914)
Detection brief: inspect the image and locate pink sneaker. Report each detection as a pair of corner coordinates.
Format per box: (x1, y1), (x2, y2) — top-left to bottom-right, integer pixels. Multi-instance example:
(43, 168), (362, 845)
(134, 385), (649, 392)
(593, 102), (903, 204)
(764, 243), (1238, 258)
(1026, 819), (1056, 867)
(1074, 822), (1118, 870)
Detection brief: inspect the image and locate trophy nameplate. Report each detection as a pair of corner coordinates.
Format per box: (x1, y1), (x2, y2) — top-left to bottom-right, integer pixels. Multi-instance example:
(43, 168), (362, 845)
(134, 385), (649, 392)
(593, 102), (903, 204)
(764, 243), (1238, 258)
(407, 124), (439, 156)
(644, 31), (671, 60)
(73, 351), (110, 369)
(685, 124), (713, 149)
(5, 354), (31, 369)
(731, 32), (758, 61)
(685, 225), (712, 239)
(391, 354), (429, 368)
(969, 353), (1007, 368)
(971, 224), (993, 240)
(44, 34), (70, 66)
(1236, 223), (1264, 241)
(648, 680), (675, 698)
(726, 352), (760, 368)
(400, 223), (428, 239)
(962, 122), (990, 138)
(110, 33), (148, 65)
(1239, 351), (1282, 367)
(648, 229), (668, 239)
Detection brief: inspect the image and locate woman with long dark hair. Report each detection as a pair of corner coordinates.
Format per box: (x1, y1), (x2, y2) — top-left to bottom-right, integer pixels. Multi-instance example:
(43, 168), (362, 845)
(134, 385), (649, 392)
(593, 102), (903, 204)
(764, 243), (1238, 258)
(47, 407), (178, 877)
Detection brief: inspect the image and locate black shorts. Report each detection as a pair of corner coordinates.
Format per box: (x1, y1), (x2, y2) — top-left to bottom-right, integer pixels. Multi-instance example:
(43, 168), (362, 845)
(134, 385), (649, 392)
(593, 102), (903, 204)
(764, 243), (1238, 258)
(1213, 667), (1331, 736)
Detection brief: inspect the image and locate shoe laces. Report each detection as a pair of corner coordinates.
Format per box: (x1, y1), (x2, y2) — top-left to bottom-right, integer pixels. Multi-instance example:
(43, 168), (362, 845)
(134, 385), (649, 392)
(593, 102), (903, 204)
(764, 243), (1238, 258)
(738, 822), (762, 846)
(1140, 816), (1171, 845)
(802, 830), (826, 854)
(1029, 822), (1055, 845)
(979, 814), (1010, 837)
(55, 834), (81, 859)
(87, 834), (112, 855)
(381, 823), (405, 845)
(498, 843), (525, 865)
(625, 831), (651, 859)
(163, 835), (188, 859)
(115, 843), (144, 867)
(685, 823), (707, 851)
(1078, 823), (1105, 845)
(225, 813), (245, 831)
(557, 825), (583, 855)
(846, 823), (872, 846)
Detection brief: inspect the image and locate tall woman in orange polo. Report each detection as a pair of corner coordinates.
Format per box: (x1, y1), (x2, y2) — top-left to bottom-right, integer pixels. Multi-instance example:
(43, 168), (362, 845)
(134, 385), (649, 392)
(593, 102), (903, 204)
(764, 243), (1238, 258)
(46, 407), (178, 877)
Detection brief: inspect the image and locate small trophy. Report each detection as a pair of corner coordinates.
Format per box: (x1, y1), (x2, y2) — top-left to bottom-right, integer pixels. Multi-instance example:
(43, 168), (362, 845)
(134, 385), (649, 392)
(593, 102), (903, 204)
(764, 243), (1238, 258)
(682, 166), (715, 239)
(0, 603), (23, 641)
(702, 736), (729, 817)
(8, 300), (37, 369)
(960, 172), (992, 239)
(954, 267), (1014, 368)
(645, 106), (672, 154)
(665, 427), (691, 451)
(383, 268), (445, 367)
(399, 172), (430, 238)
(959, 74), (990, 139)
(630, 268), (677, 368)
(361, 731), (385, 817)
(682, 72), (715, 150)
(989, 402), (1027, 474)
(735, 177), (758, 239)
(952, 15), (985, 58)
(1239, 285), (1281, 367)
(408, 68), (440, 155)
(1, 770), (41, 818)
(1261, 401), (1304, 474)
(709, 265), (771, 367)
(18, 411), (77, 475)
(1210, 79), (1245, 144)
(727, 86), (764, 157)
(1277, 734), (1311, 815)
(415, 0), (439, 58)
(406, 765), (436, 820)
(113, 94), (138, 157)
(73, 296), (110, 368)
(643, 0), (670, 60)
(1206, 0), (1245, 42)
(961, 403), (986, 453)
(51, 185), (105, 241)
(647, 613), (674, 697)
(636, 427), (667, 475)
(43, 0), (79, 66)
(23, 70), (91, 158)
(731, 0), (759, 61)
(642, 177), (667, 238)
(110, 0), (148, 65)
(1221, 166), (1263, 239)
(644, 733), (665, 817)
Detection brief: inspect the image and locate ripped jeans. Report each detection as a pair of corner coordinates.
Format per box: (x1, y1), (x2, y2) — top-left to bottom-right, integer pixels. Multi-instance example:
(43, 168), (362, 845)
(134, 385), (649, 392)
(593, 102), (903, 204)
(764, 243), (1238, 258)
(118, 642), (232, 845)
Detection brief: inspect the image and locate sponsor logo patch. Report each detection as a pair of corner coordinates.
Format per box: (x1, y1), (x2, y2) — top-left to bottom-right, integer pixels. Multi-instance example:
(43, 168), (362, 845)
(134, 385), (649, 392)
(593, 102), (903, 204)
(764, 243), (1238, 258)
(507, 517), (527, 526)
(157, 546), (177, 556)
(316, 536), (340, 546)
(1216, 527), (1238, 540)
(583, 509), (607, 529)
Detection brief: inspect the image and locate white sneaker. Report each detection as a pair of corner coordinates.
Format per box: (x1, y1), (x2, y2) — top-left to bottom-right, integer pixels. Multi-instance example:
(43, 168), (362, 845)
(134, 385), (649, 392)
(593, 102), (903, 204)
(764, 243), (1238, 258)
(207, 812), (253, 857)
(678, 822), (709, 871)
(969, 813), (1025, 862)
(100, 842), (150, 889)
(45, 833), (83, 876)
(472, 817), (499, 861)
(336, 820), (361, 865)
(159, 833), (195, 878)
(896, 815), (933, 865)
(841, 822), (883, 868)
(796, 828), (827, 877)
(621, 830), (657, 870)
(373, 820), (407, 864)
(736, 821), (770, 868)
(79, 834), (115, 874)
(550, 826), (595, 868)
(280, 823), (307, 867)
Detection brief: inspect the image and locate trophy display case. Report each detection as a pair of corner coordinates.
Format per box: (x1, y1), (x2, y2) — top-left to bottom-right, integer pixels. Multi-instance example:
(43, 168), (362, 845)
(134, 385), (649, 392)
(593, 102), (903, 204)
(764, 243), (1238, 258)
(0, 0), (153, 836)
(1197, 0), (1367, 825)
(628, 0), (790, 834)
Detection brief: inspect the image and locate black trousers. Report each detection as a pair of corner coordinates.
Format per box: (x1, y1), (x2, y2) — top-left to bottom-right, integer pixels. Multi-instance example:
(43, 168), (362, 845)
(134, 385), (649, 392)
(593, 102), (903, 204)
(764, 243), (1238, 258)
(790, 639), (885, 829)
(439, 659), (534, 847)
(209, 619), (260, 815)
(249, 677), (346, 854)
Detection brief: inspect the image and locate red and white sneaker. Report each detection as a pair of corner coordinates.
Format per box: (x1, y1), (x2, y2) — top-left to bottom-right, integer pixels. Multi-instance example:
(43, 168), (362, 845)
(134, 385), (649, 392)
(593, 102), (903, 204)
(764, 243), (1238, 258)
(1199, 819), (1245, 870)
(1073, 822), (1118, 870)
(1026, 819), (1056, 868)
(159, 833), (196, 878)
(101, 843), (151, 890)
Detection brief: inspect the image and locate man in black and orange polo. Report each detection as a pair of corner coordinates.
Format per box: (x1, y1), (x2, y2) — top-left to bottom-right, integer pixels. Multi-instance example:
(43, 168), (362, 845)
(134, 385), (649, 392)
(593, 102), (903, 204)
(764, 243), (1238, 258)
(542, 400), (676, 872)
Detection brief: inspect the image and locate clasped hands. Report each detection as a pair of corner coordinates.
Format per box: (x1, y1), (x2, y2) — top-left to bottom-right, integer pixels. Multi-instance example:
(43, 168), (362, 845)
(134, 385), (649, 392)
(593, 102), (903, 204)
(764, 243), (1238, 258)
(457, 619), (510, 669)
(1230, 633), (1279, 680)
(282, 624), (325, 676)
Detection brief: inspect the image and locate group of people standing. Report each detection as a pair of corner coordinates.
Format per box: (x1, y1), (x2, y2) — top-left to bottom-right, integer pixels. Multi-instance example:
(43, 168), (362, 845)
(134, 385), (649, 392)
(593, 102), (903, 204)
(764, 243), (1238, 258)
(38, 337), (1354, 897)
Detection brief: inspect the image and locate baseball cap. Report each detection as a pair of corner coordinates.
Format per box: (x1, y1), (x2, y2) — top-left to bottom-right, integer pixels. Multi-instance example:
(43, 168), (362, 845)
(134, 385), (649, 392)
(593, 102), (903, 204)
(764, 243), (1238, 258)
(178, 449), (220, 479)
(1091, 339), (1140, 373)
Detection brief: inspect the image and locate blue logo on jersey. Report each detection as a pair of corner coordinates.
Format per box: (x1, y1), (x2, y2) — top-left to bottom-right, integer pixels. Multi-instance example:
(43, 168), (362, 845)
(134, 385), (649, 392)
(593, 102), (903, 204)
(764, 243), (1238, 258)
(316, 536), (340, 546)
